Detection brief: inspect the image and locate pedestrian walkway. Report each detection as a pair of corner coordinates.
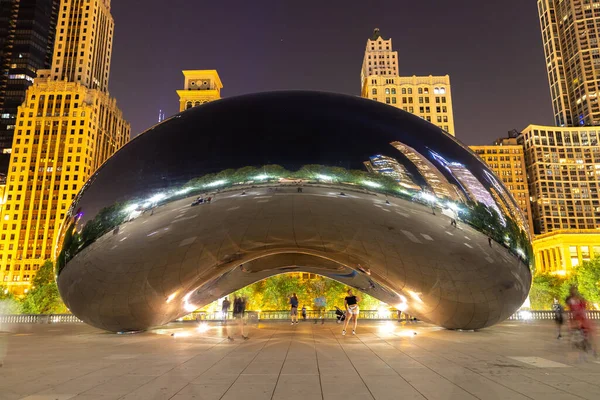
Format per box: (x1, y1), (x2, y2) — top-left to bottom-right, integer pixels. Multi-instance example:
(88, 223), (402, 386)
(1, 320), (599, 399)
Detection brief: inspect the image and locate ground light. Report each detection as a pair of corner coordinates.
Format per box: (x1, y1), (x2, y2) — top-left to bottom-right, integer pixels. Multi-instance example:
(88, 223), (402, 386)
(196, 323), (210, 333)
(518, 310), (533, 320)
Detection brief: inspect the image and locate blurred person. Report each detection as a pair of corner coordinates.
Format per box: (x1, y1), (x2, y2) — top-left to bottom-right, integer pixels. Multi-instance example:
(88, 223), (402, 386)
(314, 296), (326, 324)
(301, 305), (307, 321)
(221, 297), (232, 340)
(552, 298), (564, 339)
(289, 293), (299, 325)
(0, 301), (9, 367)
(342, 289), (360, 336)
(566, 286), (596, 357)
(232, 296), (249, 340)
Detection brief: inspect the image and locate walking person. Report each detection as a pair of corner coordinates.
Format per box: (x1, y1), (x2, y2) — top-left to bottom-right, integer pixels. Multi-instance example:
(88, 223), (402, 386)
(232, 296), (249, 340)
(342, 289), (360, 336)
(289, 293), (299, 325)
(221, 296), (233, 340)
(314, 296), (326, 324)
(566, 286), (596, 357)
(552, 298), (564, 339)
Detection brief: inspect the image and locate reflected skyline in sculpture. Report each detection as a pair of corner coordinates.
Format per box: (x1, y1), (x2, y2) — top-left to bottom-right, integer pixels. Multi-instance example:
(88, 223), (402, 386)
(55, 91), (532, 333)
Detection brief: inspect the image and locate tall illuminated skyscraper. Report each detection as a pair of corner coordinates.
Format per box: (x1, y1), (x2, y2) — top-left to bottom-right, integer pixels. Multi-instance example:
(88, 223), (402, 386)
(0, 0), (59, 172)
(519, 125), (600, 235)
(538, 0), (600, 126)
(360, 29), (456, 136)
(0, 0), (129, 294)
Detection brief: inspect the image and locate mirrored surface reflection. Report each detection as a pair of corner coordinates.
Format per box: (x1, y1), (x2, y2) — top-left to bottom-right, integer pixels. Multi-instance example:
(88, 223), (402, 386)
(55, 91), (532, 332)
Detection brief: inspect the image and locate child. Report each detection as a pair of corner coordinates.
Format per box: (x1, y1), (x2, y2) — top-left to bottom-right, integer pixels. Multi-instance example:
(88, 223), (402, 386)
(301, 306), (307, 321)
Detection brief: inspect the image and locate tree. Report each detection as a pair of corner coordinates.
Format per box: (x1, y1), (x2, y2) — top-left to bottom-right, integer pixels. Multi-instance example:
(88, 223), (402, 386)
(529, 274), (563, 309)
(574, 258), (600, 304)
(0, 286), (21, 314)
(20, 260), (68, 315)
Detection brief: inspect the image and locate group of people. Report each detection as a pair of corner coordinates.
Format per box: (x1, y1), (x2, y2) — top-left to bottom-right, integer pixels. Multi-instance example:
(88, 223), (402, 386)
(553, 285), (598, 357)
(288, 289), (361, 335)
(220, 295), (249, 341)
(217, 289), (363, 341)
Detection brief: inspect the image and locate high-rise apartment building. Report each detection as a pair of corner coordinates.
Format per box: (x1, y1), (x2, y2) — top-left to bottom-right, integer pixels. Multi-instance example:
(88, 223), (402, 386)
(177, 70), (222, 112)
(538, 0), (600, 127)
(0, 0), (129, 295)
(470, 136), (534, 235)
(0, 0), (58, 172)
(518, 125), (600, 235)
(360, 29), (456, 136)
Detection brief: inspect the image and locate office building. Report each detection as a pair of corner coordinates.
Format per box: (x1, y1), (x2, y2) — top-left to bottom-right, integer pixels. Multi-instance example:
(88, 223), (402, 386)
(0, 0), (58, 172)
(177, 70), (222, 112)
(0, 0), (129, 294)
(518, 125), (600, 235)
(360, 29), (456, 135)
(538, 0), (600, 127)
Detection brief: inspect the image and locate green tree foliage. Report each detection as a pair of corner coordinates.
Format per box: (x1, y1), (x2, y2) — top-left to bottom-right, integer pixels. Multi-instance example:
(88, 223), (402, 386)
(224, 273), (385, 311)
(0, 286), (22, 314)
(528, 257), (600, 309)
(573, 257), (600, 304)
(20, 260), (68, 315)
(529, 274), (563, 309)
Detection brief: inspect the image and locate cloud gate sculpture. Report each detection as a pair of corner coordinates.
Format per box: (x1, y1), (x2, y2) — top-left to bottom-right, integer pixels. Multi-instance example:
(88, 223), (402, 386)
(55, 91), (532, 332)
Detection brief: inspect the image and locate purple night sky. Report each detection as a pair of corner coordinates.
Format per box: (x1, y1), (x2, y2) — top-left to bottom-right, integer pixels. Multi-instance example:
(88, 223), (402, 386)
(108, 0), (553, 145)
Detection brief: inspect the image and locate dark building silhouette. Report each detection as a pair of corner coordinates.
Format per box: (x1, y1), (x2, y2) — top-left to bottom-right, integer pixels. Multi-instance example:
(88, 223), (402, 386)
(0, 0), (58, 172)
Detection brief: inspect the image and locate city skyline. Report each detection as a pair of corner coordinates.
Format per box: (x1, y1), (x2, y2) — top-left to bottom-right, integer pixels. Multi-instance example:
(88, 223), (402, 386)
(106, 1), (553, 143)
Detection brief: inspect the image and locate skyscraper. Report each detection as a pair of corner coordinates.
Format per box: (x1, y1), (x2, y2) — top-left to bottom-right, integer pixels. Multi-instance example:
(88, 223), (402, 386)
(360, 29), (456, 136)
(538, 0), (600, 127)
(519, 125), (600, 235)
(0, 0), (58, 172)
(0, 0), (129, 294)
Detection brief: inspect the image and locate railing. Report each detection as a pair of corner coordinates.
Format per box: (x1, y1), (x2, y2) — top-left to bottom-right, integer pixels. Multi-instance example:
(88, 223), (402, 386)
(508, 310), (600, 320)
(3, 310), (600, 325)
(184, 309), (402, 321)
(0, 314), (83, 324)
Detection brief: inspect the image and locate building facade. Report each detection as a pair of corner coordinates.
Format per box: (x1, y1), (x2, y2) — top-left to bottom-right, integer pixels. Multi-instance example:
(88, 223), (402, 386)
(518, 125), (600, 235)
(470, 138), (534, 235)
(176, 70), (222, 112)
(0, 0), (58, 172)
(538, 0), (600, 127)
(0, 0), (129, 295)
(532, 230), (600, 274)
(360, 29), (456, 136)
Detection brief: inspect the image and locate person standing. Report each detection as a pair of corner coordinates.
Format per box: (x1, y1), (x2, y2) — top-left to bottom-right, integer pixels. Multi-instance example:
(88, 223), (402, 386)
(314, 296), (326, 324)
(233, 296), (249, 340)
(289, 293), (299, 325)
(301, 306), (307, 321)
(552, 298), (564, 339)
(342, 289), (360, 336)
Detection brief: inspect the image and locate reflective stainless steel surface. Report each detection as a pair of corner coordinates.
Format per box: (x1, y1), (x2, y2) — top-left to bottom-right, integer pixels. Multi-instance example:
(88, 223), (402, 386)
(55, 91), (532, 332)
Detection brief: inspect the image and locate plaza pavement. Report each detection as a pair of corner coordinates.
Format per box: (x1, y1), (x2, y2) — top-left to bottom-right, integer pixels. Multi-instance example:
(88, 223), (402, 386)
(1, 320), (600, 400)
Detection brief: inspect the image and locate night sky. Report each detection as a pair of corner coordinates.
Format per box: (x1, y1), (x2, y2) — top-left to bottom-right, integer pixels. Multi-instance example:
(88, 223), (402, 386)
(108, 0), (553, 145)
